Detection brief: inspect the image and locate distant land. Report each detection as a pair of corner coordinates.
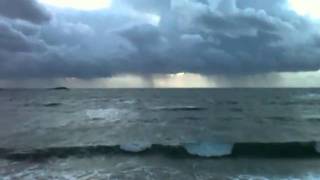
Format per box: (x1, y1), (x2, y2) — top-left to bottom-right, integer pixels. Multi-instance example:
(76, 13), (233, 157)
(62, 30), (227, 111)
(50, 87), (70, 90)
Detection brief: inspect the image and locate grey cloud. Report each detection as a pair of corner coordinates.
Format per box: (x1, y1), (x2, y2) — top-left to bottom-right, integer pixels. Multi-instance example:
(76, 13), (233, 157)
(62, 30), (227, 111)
(198, 10), (280, 36)
(216, 0), (237, 13)
(117, 0), (171, 14)
(119, 24), (163, 50)
(236, 0), (286, 12)
(0, 21), (31, 52)
(11, 21), (40, 36)
(0, 0), (320, 79)
(0, 0), (50, 24)
(114, 0), (320, 75)
(0, 20), (46, 52)
(40, 21), (94, 46)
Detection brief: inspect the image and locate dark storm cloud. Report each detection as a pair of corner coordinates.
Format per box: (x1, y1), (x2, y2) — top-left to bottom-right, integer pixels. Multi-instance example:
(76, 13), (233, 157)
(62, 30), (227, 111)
(0, 20), (46, 52)
(120, 24), (162, 50)
(0, 0), (51, 24)
(0, 0), (320, 78)
(0, 21), (32, 52)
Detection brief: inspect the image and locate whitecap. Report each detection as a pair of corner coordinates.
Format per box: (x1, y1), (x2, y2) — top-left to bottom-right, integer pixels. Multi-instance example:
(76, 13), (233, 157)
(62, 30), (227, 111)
(231, 175), (270, 180)
(314, 142), (320, 153)
(120, 142), (152, 153)
(86, 108), (133, 122)
(297, 93), (320, 100)
(231, 173), (320, 180)
(183, 142), (234, 157)
(121, 100), (136, 105)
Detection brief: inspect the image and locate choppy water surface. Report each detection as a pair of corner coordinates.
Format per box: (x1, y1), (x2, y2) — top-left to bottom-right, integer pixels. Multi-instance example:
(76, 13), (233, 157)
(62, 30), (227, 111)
(1, 88), (320, 179)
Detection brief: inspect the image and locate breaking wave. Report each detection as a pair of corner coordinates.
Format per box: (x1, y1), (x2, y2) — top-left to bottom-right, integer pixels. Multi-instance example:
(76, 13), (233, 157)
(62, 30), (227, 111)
(297, 93), (320, 100)
(120, 142), (152, 152)
(2, 142), (320, 161)
(183, 142), (233, 157)
(43, 102), (63, 107)
(85, 108), (137, 122)
(314, 142), (320, 153)
(230, 174), (320, 180)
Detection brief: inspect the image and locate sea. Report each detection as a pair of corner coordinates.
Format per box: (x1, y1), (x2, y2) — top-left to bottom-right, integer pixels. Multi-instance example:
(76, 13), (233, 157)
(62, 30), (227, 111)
(1, 88), (320, 179)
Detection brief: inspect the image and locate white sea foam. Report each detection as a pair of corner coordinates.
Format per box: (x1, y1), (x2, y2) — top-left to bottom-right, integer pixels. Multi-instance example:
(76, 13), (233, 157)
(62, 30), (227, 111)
(4, 171), (320, 180)
(121, 100), (136, 105)
(183, 142), (234, 157)
(297, 93), (320, 100)
(302, 173), (320, 180)
(120, 142), (152, 152)
(86, 108), (134, 122)
(231, 175), (270, 180)
(2, 170), (112, 180)
(314, 142), (320, 153)
(231, 173), (320, 180)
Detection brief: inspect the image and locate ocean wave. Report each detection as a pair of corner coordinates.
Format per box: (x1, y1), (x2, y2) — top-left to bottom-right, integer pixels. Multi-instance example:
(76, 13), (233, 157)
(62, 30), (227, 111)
(229, 107), (243, 112)
(43, 102), (63, 107)
(183, 142), (233, 157)
(23, 102), (63, 107)
(0, 167), (187, 180)
(2, 165), (320, 180)
(3, 167), (320, 180)
(86, 108), (136, 122)
(297, 93), (320, 100)
(2, 142), (320, 161)
(120, 142), (152, 153)
(150, 106), (207, 111)
(231, 175), (270, 180)
(1, 168), (114, 180)
(216, 100), (239, 105)
(49, 87), (69, 91)
(266, 101), (320, 106)
(231, 173), (320, 180)
(314, 142), (320, 153)
(266, 116), (291, 121)
(118, 99), (137, 105)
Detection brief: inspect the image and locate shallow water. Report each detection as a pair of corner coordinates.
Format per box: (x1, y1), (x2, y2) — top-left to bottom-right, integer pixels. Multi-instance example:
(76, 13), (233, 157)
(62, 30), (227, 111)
(1, 89), (320, 179)
(2, 155), (320, 180)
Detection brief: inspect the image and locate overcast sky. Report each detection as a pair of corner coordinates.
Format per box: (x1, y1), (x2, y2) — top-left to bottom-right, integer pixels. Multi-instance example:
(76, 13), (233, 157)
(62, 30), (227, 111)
(0, 0), (320, 87)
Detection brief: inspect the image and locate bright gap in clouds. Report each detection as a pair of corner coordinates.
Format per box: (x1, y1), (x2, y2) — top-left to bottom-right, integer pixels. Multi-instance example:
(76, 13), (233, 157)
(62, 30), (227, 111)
(145, 13), (161, 26)
(38, 0), (112, 11)
(289, 0), (320, 19)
